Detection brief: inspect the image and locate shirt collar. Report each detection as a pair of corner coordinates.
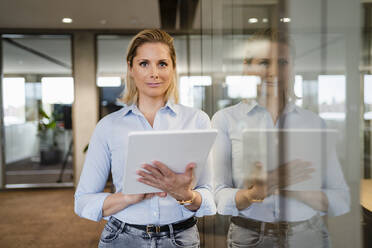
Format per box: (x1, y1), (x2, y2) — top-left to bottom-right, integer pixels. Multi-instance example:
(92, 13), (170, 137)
(241, 99), (302, 115)
(122, 100), (178, 117)
(121, 104), (136, 116)
(283, 102), (303, 115)
(241, 99), (259, 114)
(163, 100), (178, 115)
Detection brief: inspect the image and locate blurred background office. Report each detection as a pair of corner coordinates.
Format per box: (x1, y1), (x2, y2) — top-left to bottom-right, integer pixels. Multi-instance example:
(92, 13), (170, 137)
(0, 0), (370, 247)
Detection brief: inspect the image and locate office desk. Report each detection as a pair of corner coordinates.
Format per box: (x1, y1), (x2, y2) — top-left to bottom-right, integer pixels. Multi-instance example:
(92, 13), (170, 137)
(361, 179), (372, 248)
(361, 179), (372, 212)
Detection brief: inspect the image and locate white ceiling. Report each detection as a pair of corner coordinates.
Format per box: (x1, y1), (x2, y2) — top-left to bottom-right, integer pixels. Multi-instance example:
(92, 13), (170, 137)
(0, 0), (161, 30)
(0, 0), (361, 77)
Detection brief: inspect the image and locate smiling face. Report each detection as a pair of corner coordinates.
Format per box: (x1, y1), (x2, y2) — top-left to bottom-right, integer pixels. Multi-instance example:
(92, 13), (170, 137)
(128, 42), (174, 103)
(244, 40), (292, 99)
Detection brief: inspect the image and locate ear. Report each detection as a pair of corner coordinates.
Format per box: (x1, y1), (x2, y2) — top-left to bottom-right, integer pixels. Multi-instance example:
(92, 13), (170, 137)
(127, 61), (133, 76)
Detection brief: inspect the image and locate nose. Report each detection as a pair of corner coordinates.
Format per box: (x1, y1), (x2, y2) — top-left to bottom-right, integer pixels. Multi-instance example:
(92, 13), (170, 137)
(150, 65), (159, 79)
(267, 58), (278, 78)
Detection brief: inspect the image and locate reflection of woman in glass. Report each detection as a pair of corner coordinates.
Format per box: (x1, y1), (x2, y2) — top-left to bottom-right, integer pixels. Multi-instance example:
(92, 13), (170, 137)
(75, 29), (216, 248)
(212, 29), (350, 247)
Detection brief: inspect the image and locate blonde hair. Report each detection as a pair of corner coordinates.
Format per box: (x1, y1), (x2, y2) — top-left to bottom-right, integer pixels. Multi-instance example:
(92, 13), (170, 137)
(245, 29), (298, 103)
(119, 29), (179, 105)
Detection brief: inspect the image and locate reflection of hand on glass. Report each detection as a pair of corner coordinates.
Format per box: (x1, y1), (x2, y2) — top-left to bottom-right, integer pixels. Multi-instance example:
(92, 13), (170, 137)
(237, 160), (314, 209)
(267, 159), (314, 192)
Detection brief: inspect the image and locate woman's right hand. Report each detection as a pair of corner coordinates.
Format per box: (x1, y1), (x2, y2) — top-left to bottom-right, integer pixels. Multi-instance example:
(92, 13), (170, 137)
(102, 192), (167, 217)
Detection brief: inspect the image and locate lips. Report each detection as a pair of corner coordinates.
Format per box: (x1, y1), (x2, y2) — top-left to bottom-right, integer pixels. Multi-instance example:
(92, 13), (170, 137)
(264, 81), (278, 87)
(146, 82), (162, 87)
(263, 77), (278, 87)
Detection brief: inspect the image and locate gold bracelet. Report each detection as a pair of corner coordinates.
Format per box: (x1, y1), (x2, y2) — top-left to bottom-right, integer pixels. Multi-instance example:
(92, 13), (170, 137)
(177, 191), (197, 205)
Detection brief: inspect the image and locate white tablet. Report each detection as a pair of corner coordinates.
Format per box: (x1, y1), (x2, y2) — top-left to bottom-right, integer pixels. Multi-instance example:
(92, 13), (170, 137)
(242, 129), (337, 191)
(123, 129), (218, 194)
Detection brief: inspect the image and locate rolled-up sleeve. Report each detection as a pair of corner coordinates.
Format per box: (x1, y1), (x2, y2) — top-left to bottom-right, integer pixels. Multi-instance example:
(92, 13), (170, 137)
(322, 144), (350, 216)
(74, 120), (112, 222)
(212, 111), (240, 216)
(180, 111), (217, 216)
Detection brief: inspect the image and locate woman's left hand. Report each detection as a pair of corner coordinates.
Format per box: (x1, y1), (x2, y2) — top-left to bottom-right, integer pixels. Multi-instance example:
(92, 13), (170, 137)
(137, 161), (195, 201)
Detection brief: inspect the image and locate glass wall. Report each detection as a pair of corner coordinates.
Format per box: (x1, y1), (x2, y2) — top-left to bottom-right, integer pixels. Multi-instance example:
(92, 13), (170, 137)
(94, 0), (365, 247)
(201, 0), (362, 247)
(1, 35), (73, 187)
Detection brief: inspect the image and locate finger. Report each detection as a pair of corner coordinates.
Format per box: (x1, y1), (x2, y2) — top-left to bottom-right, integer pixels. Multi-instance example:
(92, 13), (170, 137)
(278, 159), (305, 171)
(245, 179), (254, 189)
(156, 192), (167, 198)
(277, 160), (312, 177)
(145, 193), (155, 199)
(254, 161), (263, 168)
(152, 161), (173, 177)
(137, 170), (158, 182)
(288, 175), (312, 186)
(278, 174), (312, 187)
(289, 161), (313, 174)
(137, 178), (162, 189)
(184, 163), (196, 177)
(142, 164), (164, 178)
(288, 168), (315, 181)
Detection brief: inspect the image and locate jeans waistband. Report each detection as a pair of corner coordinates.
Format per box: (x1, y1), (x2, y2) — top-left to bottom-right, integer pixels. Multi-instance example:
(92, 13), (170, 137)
(231, 215), (320, 233)
(109, 216), (197, 234)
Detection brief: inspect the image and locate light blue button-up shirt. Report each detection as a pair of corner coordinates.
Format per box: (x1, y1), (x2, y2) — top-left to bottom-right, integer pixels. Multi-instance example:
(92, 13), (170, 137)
(74, 102), (216, 224)
(212, 100), (350, 222)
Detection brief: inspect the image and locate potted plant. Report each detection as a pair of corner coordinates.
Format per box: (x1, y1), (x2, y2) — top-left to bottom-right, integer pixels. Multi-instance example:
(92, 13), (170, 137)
(38, 108), (63, 165)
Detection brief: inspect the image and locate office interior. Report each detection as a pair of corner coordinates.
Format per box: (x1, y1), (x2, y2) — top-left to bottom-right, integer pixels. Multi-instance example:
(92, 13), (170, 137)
(0, 0), (370, 247)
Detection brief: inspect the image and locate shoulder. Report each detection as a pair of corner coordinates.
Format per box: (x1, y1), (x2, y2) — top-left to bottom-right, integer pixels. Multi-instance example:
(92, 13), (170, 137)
(173, 104), (210, 129)
(294, 106), (326, 127)
(175, 104), (210, 121)
(95, 107), (126, 130)
(212, 102), (242, 124)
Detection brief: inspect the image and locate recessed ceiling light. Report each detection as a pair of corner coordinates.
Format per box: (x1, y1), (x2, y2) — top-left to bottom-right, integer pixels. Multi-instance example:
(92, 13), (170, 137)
(62, 18), (73, 24)
(248, 18), (258, 24)
(280, 17), (291, 23)
(262, 18), (268, 23)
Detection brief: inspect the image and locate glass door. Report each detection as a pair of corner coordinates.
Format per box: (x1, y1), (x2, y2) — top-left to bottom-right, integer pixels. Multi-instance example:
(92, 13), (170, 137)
(1, 34), (74, 188)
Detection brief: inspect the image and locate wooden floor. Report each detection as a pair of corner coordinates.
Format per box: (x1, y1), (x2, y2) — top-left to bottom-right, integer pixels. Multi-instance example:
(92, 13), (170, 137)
(3, 185), (370, 248)
(0, 188), (105, 248)
(0, 188), (229, 248)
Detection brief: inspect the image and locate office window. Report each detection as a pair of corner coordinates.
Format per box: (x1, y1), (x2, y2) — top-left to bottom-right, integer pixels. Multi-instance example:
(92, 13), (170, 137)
(318, 75), (346, 120)
(365, 75), (372, 120)
(179, 76), (212, 107)
(41, 77), (74, 105)
(2, 77), (26, 126)
(226, 75), (260, 99)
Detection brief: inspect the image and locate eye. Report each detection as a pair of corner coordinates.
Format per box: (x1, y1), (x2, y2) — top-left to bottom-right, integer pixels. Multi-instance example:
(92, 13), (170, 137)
(259, 59), (270, 67)
(139, 61), (148, 67)
(278, 58), (288, 66)
(159, 61), (168, 67)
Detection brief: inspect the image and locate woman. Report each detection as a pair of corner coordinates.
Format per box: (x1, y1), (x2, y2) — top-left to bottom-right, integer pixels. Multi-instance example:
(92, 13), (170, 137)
(75, 29), (216, 248)
(212, 29), (350, 247)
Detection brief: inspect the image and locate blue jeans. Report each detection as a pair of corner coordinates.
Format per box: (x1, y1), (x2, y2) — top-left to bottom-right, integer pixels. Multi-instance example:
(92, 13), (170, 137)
(98, 217), (200, 248)
(227, 215), (331, 248)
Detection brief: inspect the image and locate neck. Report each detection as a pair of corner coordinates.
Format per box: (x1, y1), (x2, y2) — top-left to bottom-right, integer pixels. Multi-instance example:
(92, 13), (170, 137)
(138, 95), (166, 126)
(258, 95), (285, 124)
